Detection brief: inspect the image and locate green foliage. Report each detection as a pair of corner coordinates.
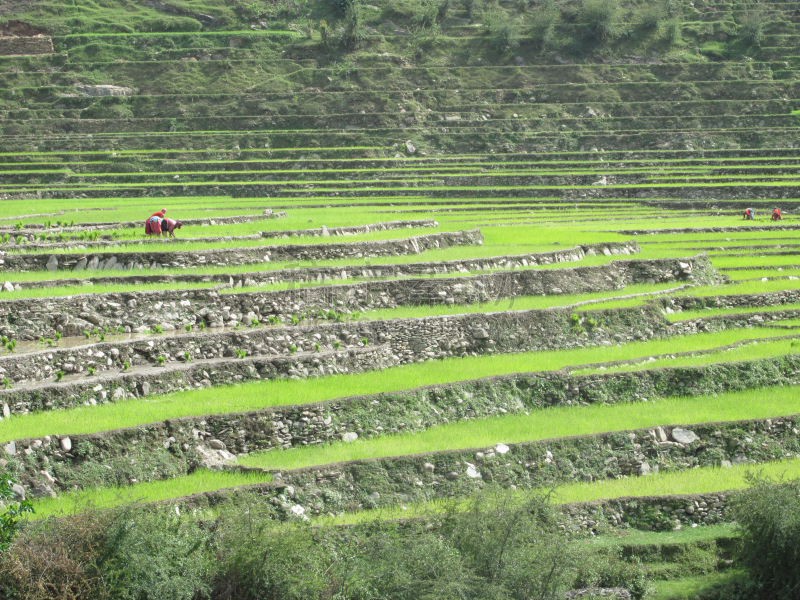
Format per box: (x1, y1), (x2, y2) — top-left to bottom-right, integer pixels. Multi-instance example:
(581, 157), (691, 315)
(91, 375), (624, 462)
(530, 0), (559, 49)
(0, 477), (34, 553)
(361, 337), (368, 346)
(289, 344), (297, 353)
(662, 18), (681, 44)
(333, 340), (341, 349)
(185, 323), (192, 332)
(732, 474), (800, 598)
(123, 361), (130, 371)
(464, 0), (481, 19)
(487, 14), (520, 53)
(152, 325), (164, 334)
(184, 351), (192, 362)
(329, 0), (355, 16)
(199, 322), (206, 331)
(235, 349), (247, 359)
(157, 355), (166, 365)
(737, 8), (765, 47)
(88, 367), (96, 375)
(578, 0), (620, 42)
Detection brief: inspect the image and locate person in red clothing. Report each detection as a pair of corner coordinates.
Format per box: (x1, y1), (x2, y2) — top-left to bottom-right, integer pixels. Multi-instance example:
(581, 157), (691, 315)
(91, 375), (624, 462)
(161, 218), (183, 237)
(742, 208), (755, 220)
(771, 207), (783, 221)
(145, 208), (167, 235)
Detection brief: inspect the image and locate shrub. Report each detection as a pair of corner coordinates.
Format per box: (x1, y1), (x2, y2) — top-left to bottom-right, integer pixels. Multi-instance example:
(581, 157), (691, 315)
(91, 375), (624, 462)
(738, 8), (765, 47)
(157, 355), (166, 365)
(488, 14), (520, 52)
(0, 477), (34, 553)
(530, 0), (559, 49)
(639, 2), (665, 29)
(662, 18), (681, 44)
(329, 0), (355, 15)
(731, 474), (800, 597)
(465, 0), (481, 19)
(579, 0), (620, 42)
(185, 323), (192, 332)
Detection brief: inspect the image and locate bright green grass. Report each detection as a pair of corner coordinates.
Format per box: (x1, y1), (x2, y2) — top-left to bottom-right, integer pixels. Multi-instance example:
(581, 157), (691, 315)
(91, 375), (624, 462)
(572, 337), (799, 375)
(27, 392), (800, 521)
(28, 469), (273, 520)
(321, 457), (800, 527)
(236, 385), (800, 473)
(669, 302), (800, 322)
(1, 328), (792, 443)
(0, 281), (219, 299)
(721, 268), (800, 280)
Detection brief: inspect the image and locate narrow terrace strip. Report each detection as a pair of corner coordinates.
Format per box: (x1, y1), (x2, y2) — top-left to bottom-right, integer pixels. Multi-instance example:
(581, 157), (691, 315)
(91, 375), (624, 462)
(2, 327), (791, 439)
(0, 254), (714, 340)
(12, 219), (438, 250)
(0, 241), (638, 290)
(0, 229), (483, 273)
(5, 344), (799, 497)
(22, 398), (800, 517)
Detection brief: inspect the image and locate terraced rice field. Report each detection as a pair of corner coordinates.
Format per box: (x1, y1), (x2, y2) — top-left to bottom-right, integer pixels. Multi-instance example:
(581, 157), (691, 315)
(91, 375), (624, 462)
(2, 0), (800, 597)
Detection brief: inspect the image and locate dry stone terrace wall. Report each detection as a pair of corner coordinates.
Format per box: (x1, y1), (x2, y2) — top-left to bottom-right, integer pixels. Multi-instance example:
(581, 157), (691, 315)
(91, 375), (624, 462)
(613, 224), (800, 235)
(12, 219), (438, 250)
(0, 303), (672, 387)
(559, 492), (736, 534)
(4, 354), (799, 495)
(0, 254), (716, 340)
(0, 209), (287, 233)
(60, 413), (797, 521)
(0, 229), (483, 273)
(2, 241), (641, 291)
(666, 289), (800, 312)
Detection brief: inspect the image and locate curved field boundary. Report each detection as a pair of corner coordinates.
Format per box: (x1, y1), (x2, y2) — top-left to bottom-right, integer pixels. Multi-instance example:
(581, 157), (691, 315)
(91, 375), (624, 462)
(6, 352), (799, 496)
(0, 229), (484, 273)
(612, 224), (800, 235)
(0, 254), (718, 340)
(0, 302), (673, 387)
(0, 209), (288, 233)
(50, 412), (797, 521)
(10, 219), (439, 250)
(0, 241), (640, 291)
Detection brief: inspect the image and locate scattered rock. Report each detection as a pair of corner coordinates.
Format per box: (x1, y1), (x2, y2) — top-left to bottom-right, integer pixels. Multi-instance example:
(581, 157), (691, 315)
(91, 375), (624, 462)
(495, 443), (509, 454)
(4, 441), (16, 455)
(208, 439), (226, 450)
(2, 281), (13, 293)
(671, 428), (700, 444)
(342, 432), (358, 443)
(423, 462), (435, 473)
(405, 140), (416, 154)
(60, 437), (72, 452)
(445, 471), (459, 480)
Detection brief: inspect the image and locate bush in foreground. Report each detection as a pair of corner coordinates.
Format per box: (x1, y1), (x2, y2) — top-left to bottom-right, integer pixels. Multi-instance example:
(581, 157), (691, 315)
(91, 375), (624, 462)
(731, 474), (800, 599)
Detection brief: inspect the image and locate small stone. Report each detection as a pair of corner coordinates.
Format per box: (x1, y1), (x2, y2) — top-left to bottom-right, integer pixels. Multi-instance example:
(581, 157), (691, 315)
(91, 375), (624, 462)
(1, 403), (9, 419)
(60, 437), (72, 452)
(140, 382), (150, 396)
(495, 443), (509, 454)
(11, 483), (25, 499)
(285, 485), (295, 497)
(654, 427), (668, 442)
(423, 462), (435, 473)
(721, 460), (732, 468)
(369, 492), (380, 501)
(208, 439), (226, 450)
(405, 140), (416, 154)
(672, 428), (700, 444)
(2, 281), (12, 293)
(445, 471), (459, 480)
(46, 255), (58, 272)
(321, 225), (330, 237)
(113, 388), (125, 400)
(472, 328), (489, 339)
(342, 432), (358, 443)
(3, 441), (15, 455)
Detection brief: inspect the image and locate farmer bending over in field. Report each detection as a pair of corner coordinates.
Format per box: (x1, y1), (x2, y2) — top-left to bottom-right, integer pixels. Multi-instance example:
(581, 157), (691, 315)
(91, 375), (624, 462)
(742, 208), (755, 220)
(771, 207), (783, 221)
(144, 208), (167, 236)
(161, 218), (183, 237)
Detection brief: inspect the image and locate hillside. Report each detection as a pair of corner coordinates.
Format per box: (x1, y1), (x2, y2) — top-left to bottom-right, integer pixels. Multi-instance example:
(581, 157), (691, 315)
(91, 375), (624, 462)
(1, 0), (800, 599)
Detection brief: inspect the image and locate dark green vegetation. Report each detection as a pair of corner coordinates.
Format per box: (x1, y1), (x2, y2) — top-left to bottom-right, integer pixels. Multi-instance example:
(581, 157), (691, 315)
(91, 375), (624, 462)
(1, 0), (800, 597)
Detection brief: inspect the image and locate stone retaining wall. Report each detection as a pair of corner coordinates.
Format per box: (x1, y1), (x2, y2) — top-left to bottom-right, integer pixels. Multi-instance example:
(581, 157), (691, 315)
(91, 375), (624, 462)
(0, 36), (53, 55)
(0, 229), (483, 273)
(667, 289), (800, 312)
(11, 219), (438, 250)
(4, 354), (798, 495)
(102, 414), (798, 522)
(559, 492), (735, 534)
(0, 254), (716, 340)
(0, 302), (672, 388)
(1, 241), (641, 291)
